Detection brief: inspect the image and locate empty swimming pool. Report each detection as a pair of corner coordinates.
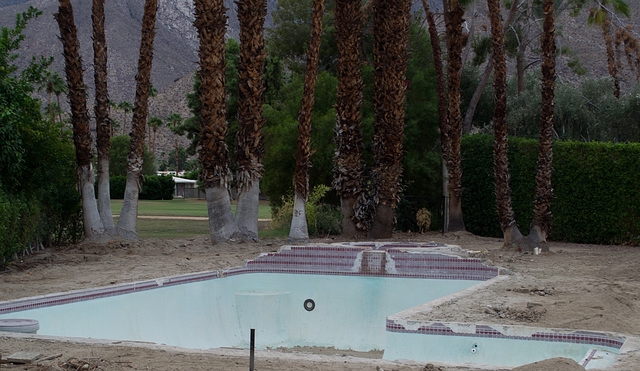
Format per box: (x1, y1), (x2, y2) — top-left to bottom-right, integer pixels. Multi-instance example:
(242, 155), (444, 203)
(0, 242), (626, 368)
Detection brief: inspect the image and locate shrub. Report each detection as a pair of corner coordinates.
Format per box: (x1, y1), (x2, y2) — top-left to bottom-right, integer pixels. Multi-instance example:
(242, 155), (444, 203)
(461, 135), (640, 244)
(110, 176), (174, 200)
(417, 208), (432, 232)
(271, 184), (341, 236)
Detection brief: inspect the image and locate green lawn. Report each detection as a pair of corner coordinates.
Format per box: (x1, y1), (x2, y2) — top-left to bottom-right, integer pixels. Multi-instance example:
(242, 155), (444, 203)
(110, 199), (281, 239)
(111, 199), (272, 219)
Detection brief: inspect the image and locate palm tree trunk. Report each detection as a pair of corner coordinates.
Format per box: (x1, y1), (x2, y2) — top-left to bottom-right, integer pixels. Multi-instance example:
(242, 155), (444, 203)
(55, 0), (107, 242)
(235, 0), (267, 242)
(92, 0), (115, 233)
(488, 0), (523, 246)
(602, 16), (620, 98)
(194, 0), (239, 244)
(462, 0), (520, 133)
(445, 0), (466, 232)
(422, 0), (451, 232)
(333, 0), (364, 238)
(117, 0), (158, 240)
(289, 0), (325, 242)
(370, 0), (411, 239)
(529, 0), (555, 250)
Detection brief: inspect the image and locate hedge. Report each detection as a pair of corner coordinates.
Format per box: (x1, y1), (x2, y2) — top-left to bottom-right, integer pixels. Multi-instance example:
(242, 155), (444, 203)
(461, 135), (640, 245)
(109, 175), (174, 200)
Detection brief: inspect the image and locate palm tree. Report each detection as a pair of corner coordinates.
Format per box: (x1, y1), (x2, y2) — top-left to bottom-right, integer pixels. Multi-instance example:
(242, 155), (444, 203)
(588, 0), (631, 98)
(109, 99), (119, 137)
(166, 113), (183, 173)
(332, 0), (365, 238)
(529, 0), (556, 249)
(54, 0), (107, 242)
(421, 0), (450, 231)
(488, 0), (523, 246)
(147, 84), (158, 146)
(194, 0), (239, 244)
(369, 0), (411, 239)
(92, 0), (115, 233)
(148, 116), (163, 156)
(235, 0), (268, 242)
(289, 0), (325, 242)
(118, 100), (133, 135)
(445, 0), (466, 232)
(39, 70), (67, 125)
(116, 0), (158, 240)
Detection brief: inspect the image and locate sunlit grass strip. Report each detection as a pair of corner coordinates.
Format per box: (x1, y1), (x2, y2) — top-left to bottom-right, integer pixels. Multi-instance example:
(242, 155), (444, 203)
(110, 199), (272, 219)
(118, 218), (286, 240)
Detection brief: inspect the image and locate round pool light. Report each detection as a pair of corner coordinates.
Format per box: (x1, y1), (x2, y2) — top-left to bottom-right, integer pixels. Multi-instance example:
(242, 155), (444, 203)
(304, 299), (315, 311)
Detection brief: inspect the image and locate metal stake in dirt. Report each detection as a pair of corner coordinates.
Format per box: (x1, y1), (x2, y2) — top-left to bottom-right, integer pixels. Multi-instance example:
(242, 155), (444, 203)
(249, 328), (255, 371)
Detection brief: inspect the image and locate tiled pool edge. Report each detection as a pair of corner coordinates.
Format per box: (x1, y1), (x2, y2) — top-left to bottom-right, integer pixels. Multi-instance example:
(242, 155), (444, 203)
(1, 242), (498, 315)
(384, 272), (627, 369)
(0, 242), (631, 369)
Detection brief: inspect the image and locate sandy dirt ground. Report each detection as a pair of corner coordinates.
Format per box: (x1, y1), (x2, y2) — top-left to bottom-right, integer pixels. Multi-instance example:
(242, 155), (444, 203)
(1, 231), (639, 370)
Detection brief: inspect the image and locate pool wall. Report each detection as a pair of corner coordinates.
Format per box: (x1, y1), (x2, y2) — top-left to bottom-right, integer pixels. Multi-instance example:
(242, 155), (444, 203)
(0, 243), (497, 352)
(0, 242), (627, 369)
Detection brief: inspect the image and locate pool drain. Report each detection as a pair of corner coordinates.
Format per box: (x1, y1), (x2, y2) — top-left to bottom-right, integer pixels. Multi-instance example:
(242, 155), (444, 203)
(304, 299), (315, 311)
(471, 344), (478, 354)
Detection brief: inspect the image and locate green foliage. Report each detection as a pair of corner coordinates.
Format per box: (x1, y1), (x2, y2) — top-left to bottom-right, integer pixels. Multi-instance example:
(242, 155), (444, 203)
(271, 184), (341, 236)
(139, 176), (174, 200)
(1, 7), (81, 264)
(266, 0), (337, 73)
(110, 175), (174, 200)
(109, 135), (156, 176)
(461, 135), (640, 244)
(503, 71), (640, 142)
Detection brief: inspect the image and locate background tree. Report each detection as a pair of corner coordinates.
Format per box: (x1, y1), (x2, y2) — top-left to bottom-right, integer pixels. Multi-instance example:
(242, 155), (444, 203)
(194, 0), (239, 244)
(109, 135), (155, 177)
(147, 116), (163, 156)
(116, 0), (158, 240)
(166, 112), (183, 172)
(38, 70), (67, 125)
(1, 7), (81, 261)
(55, 0), (107, 242)
(289, 0), (326, 241)
(118, 100), (133, 135)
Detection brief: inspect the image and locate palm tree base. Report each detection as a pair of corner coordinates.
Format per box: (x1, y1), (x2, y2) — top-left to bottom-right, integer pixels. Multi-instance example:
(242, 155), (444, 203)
(205, 186), (240, 245)
(288, 193), (309, 242)
(340, 197), (358, 238)
(370, 203), (394, 239)
(235, 180), (261, 242)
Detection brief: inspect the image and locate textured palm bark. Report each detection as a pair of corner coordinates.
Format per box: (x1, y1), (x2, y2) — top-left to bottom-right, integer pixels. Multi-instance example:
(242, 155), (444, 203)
(92, 0), (114, 233)
(445, 1), (466, 232)
(55, 0), (106, 242)
(488, 0), (522, 246)
(370, 0), (411, 239)
(422, 0), (451, 231)
(289, 0), (325, 241)
(463, 0), (520, 133)
(235, 0), (267, 241)
(601, 16), (620, 98)
(194, 0), (239, 244)
(529, 0), (555, 251)
(117, 0), (158, 239)
(333, 0), (364, 237)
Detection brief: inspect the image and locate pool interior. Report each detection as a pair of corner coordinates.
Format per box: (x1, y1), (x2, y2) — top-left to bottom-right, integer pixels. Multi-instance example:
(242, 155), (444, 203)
(0, 242), (627, 369)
